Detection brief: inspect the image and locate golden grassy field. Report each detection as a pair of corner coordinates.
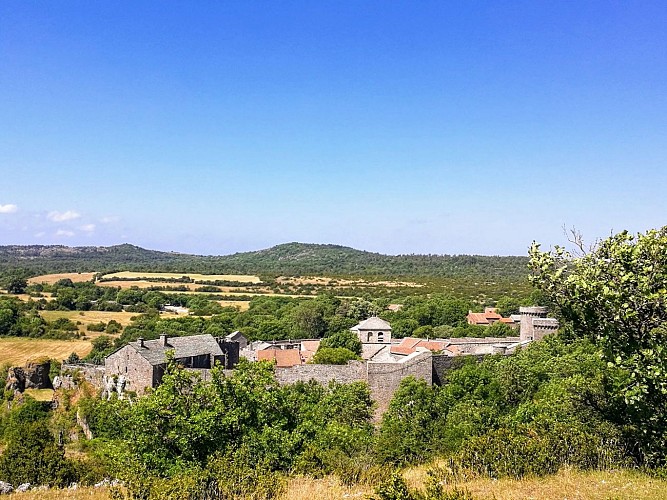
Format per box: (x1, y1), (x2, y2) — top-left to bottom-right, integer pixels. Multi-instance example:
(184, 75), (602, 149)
(216, 300), (251, 311)
(5, 469), (667, 500)
(40, 310), (136, 327)
(0, 338), (93, 366)
(101, 271), (261, 283)
(28, 273), (96, 285)
(276, 275), (424, 288)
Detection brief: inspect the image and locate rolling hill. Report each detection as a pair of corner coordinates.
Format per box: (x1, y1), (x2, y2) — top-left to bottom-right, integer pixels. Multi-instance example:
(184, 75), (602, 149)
(0, 242), (529, 280)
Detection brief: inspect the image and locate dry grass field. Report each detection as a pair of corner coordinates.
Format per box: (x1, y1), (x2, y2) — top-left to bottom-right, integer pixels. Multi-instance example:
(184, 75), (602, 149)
(40, 310), (136, 327)
(0, 338), (93, 366)
(276, 275), (424, 288)
(5, 469), (667, 500)
(101, 271), (261, 283)
(216, 300), (251, 311)
(283, 468), (667, 500)
(28, 273), (96, 285)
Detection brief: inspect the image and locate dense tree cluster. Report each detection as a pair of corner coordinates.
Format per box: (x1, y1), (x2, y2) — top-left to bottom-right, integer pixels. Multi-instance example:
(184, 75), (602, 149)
(0, 242), (530, 280)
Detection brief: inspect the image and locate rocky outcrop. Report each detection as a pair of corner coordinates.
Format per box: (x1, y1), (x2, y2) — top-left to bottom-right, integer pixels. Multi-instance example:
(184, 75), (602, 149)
(4, 359), (53, 392)
(0, 481), (13, 494)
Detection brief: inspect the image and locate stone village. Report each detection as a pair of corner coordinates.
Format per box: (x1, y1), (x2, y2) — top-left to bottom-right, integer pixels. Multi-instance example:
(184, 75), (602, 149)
(41, 306), (558, 415)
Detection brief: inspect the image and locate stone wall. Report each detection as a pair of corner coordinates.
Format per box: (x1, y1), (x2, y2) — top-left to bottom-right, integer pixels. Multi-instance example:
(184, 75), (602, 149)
(61, 363), (106, 389)
(431, 354), (484, 385)
(274, 361), (366, 386)
(367, 350), (432, 415)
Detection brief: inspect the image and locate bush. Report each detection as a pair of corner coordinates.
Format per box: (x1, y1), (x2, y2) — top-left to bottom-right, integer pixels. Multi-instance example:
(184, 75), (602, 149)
(311, 347), (360, 365)
(86, 321), (107, 332)
(0, 420), (76, 487)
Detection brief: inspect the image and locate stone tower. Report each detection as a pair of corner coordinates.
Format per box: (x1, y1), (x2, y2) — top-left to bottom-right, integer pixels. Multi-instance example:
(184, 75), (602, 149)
(519, 306), (548, 341)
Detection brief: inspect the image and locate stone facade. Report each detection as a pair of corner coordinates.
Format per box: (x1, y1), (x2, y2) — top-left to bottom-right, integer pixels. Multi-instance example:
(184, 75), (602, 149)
(59, 363), (106, 389)
(519, 306), (559, 341)
(367, 349), (432, 414)
(105, 345), (155, 394)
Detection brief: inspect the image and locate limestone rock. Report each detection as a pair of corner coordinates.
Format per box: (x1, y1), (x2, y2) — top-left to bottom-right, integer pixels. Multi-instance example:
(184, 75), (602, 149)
(0, 481), (13, 494)
(24, 359), (53, 390)
(16, 483), (30, 492)
(4, 359), (53, 392)
(4, 367), (24, 392)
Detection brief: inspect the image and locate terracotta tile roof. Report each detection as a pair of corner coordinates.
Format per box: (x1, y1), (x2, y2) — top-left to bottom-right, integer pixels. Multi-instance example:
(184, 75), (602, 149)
(301, 340), (321, 353)
(390, 337), (446, 355)
(499, 318), (515, 324)
(467, 312), (491, 324)
(257, 349), (303, 367)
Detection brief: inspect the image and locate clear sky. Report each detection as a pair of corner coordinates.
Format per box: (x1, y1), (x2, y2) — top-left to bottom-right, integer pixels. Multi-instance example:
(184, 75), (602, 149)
(1, 1), (665, 256)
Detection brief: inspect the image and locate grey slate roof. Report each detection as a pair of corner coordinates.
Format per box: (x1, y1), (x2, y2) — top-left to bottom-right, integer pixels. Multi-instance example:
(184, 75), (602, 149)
(225, 331), (247, 342)
(351, 317), (392, 331)
(129, 334), (223, 366)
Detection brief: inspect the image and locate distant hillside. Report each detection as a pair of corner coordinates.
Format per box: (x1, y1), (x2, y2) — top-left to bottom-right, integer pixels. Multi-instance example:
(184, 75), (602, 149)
(0, 242), (529, 280)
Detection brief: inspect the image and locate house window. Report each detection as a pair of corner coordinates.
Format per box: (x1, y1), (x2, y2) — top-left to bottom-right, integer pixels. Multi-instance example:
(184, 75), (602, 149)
(378, 332), (384, 342)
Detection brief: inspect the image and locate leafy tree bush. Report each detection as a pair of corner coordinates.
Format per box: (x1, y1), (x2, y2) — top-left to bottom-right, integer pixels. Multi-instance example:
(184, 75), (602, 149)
(0, 421), (76, 487)
(311, 347), (360, 365)
(529, 227), (667, 464)
(320, 330), (362, 355)
(86, 321), (106, 332)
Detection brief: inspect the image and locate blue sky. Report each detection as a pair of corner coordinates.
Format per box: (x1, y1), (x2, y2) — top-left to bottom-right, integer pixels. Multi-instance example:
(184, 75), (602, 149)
(1, 1), (665, 256)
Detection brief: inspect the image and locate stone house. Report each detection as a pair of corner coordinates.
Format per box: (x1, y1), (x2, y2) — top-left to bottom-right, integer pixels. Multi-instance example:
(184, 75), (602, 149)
(105, 334), (234, 394)
(466, 307), (517, 326)
(225, 330), (248, 349)
(351, 316), (392, 344)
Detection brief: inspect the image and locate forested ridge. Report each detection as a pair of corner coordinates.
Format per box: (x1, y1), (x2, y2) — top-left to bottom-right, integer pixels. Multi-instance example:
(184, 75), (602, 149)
(0, 242), (529, 279)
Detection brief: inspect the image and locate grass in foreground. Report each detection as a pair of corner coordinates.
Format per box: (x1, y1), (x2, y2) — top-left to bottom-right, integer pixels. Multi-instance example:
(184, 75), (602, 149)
(6, 469), (666, 500)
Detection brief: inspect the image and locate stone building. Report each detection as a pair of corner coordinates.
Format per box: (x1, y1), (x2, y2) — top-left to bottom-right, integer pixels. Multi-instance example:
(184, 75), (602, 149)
(105, 334), (236, 394)
(519, 306), (559, 341)
(466, 307), (518, 326)
(351, 316), (392, 344)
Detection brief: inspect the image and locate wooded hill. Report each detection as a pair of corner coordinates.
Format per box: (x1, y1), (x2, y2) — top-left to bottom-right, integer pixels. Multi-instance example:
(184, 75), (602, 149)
(0, 242), (529, 280)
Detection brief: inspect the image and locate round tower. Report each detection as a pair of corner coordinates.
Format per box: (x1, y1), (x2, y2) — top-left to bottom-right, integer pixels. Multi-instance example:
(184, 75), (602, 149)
(519, 306), (547, 341)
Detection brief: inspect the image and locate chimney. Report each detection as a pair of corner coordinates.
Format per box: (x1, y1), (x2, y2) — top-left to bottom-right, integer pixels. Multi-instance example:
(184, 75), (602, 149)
(160, 334), (168, 346)
(138, 337), (145, 348)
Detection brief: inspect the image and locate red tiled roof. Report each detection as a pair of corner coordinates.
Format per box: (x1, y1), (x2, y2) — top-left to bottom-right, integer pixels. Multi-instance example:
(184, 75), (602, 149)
(467, 312), (491, 324)
(257, 349), (303, 367)
(301, 340), (321, 353)
(390, 337), (446, 355)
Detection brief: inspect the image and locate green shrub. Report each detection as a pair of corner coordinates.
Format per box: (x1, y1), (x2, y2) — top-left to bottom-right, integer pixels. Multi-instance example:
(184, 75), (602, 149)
(311, 347), (360, 365)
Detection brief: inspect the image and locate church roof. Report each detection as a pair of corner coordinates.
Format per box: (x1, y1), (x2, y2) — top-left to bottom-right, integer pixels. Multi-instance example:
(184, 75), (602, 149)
(351, 316), (392, 331)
